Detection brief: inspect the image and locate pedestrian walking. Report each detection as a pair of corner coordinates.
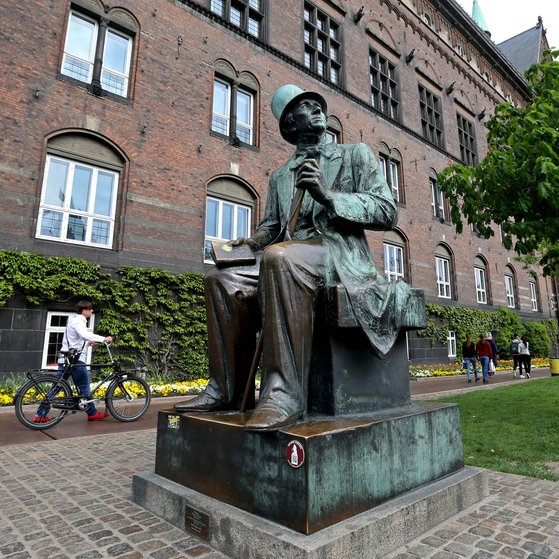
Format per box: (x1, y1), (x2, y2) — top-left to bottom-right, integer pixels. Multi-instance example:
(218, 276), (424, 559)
(34, 300), (113, 423)
(462, 334), (479, 382)
(486, 332), (499, 376)
(519, 336), (531, 378)
(476, 334), (493, 384)
(511, 334), (521, 377)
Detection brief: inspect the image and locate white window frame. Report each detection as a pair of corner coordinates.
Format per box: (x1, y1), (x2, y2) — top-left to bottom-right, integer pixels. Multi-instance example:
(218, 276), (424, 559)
(379, 156), (400, 202)
(62, 12), (97, 84)
(204, 196), (251, 263)
(436, 256), (452, 298)
(61, 10), (133, 98)
(42, 312), (94, 369)
(325, 129), (338, 143)
(474, 266), (487, 304)
(383, 242), (404, 282)
(447, 330), (457, 358)
(430, 179), (445, 219)
(235, 88), (254, 144)
(101, 28), (133, 97)
(36, 155), (118, 248)
(505, 275), (515, 308)
(529, 281), (538, 312)
(212, 79), (254, 145)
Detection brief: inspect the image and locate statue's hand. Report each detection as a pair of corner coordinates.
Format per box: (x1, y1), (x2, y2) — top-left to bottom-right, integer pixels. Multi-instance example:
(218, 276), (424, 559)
(295, 158), (333, 207)
(231, 237), (258, 250)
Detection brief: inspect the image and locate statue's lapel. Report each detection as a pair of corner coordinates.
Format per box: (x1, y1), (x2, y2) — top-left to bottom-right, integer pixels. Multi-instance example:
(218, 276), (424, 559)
(321, 144), (343, 190)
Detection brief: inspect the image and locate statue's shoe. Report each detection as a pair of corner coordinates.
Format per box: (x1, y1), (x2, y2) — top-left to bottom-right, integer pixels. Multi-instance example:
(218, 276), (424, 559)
(174, 392), (229, 412)
(244, 402), (303, 432)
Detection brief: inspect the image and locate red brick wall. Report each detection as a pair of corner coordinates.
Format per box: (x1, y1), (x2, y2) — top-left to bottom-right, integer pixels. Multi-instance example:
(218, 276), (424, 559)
(0, 0), (553, 318)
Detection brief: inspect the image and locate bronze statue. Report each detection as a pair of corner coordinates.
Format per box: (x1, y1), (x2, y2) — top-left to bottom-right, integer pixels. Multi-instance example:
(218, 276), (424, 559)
(175, 84), (417, 431)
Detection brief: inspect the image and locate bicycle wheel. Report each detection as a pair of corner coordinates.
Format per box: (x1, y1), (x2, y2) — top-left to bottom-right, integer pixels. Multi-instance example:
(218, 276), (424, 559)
(14, 374), (72, 430)
(105, 374), (151, 422)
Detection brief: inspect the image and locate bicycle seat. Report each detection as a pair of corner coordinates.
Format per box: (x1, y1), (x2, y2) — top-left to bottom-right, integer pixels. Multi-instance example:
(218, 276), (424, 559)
(59, 348), (80, 359)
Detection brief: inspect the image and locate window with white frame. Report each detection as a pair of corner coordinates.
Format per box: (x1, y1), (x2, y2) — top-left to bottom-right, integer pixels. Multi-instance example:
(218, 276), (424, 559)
(379, 155), (402, 202)
(383, 242), (404, 282)
(447, 330), (457, 358)
(62, 9), (135, 97)
(436, 255), (452, 298)
(430, 178), (447, 220)
(505, 273), (515, 308)
(474, 265), (487, 304)
(212, 78), (255, 145)
(42, 312), (94, 368)
(529, 281), (538, 311)
(205, 197), (251, 262)
(37, 155), (118, 248)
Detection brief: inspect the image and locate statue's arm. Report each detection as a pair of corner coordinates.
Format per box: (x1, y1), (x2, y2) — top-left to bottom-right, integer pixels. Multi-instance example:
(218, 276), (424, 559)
(326, 143), (398, 230)
(241, 174), (282, 251)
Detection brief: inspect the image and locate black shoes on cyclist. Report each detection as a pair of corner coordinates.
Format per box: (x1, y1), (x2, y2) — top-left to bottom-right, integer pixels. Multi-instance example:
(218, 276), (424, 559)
(87, 410), (110, 421)
(33, 415), (52, 424)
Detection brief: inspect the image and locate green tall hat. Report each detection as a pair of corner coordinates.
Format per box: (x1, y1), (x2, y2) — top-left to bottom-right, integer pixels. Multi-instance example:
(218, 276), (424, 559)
(271, 84), (327, 144)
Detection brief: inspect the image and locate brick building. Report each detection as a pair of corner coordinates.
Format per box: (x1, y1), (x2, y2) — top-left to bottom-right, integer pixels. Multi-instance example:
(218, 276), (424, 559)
(0, 0), (556, 372)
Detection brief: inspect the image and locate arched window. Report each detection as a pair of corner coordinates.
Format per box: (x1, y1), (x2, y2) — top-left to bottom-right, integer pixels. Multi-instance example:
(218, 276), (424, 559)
(204, 177), (258, 262)
(529, 279), (539, 312)
(212, 60), (259, 146)
(61, 1), (139, 98)
(474, 255), (489, 305)
(383, 229), (408, 282)
(435, 244), (454, 299)
(429, 170), (449, 222)
(504, 265), (517, 308)
(325, 115), (342, 144)
(36, 132), (125, 248)
(378, 144), (404, 203)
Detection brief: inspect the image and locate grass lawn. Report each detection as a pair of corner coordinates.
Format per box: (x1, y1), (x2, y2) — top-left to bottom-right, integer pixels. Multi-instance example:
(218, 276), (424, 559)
(437, 377), (559, 481)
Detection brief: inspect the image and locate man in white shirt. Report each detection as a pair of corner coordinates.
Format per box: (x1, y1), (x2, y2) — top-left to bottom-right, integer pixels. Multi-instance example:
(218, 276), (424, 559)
(34, 300), (113, 423)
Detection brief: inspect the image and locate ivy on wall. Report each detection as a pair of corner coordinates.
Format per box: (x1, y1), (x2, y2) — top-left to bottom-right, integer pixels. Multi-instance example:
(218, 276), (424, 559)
(419, 302), (557, 359)
(0, 251), (208, 380)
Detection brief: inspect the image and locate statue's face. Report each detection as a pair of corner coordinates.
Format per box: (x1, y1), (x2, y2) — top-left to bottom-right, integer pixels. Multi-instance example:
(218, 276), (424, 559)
(290, 98), (327, 136)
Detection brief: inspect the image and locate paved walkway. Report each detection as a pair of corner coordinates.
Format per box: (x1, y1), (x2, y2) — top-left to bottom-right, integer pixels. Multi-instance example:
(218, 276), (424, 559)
(1, 369), (558, 558)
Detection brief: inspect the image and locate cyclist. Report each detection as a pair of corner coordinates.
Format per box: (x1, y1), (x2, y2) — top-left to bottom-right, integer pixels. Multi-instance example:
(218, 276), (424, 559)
(34, 300), (113, 423)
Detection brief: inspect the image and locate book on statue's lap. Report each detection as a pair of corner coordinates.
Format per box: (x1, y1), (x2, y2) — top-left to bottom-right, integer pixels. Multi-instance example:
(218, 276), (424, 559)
(211, 240), (256, 267)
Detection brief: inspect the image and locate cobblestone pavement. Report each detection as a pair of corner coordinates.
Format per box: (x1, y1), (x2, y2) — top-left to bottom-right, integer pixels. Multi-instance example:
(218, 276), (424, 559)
(2, 371), (558, 558)
(0, 430), (227, 559)
(386, 473), (559, 559)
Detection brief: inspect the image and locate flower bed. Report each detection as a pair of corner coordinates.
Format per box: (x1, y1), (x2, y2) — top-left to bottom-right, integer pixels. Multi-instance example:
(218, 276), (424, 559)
(0, 359), (551, 405)
(409, 358), (550, 379)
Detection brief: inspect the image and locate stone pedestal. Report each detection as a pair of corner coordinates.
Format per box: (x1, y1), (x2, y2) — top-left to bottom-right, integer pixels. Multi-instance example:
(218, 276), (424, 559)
(150, 401), (464, 535)
(133, 466), (488, 559)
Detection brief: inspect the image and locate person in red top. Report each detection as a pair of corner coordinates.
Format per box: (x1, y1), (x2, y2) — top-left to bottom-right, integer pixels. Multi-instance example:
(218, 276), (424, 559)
(475, 334), (493, 384)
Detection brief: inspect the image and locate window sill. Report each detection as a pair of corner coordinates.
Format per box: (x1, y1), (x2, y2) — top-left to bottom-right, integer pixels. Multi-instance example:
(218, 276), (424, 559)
(57, 74), (133, 106)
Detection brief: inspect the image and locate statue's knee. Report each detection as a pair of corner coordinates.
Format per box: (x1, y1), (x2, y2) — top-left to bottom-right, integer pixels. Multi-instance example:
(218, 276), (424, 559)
(261, 244), (288, 268)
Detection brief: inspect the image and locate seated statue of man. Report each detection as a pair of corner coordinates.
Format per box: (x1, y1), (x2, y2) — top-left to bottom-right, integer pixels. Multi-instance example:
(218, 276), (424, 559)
(175, 84), (416, 432)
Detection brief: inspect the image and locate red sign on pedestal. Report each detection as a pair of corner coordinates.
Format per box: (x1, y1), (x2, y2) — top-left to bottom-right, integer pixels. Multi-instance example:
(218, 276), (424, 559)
(286, 440), (305, 468)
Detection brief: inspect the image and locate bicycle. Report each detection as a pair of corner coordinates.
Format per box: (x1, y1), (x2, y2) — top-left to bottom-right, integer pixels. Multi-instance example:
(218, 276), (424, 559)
(14, 342), (151, 430)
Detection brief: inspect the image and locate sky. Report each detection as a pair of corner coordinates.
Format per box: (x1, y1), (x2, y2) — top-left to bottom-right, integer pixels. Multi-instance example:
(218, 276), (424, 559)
(454, 0), (559, 48)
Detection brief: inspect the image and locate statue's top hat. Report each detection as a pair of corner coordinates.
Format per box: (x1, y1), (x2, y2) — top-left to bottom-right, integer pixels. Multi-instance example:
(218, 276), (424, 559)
(271, 84), (327, 143)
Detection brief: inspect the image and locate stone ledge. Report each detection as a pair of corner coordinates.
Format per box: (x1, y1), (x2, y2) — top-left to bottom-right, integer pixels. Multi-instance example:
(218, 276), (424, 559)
(133, 466), (489, 559)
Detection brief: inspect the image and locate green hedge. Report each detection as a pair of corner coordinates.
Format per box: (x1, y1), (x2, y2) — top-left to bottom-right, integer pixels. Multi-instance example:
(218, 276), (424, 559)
(2, 251), (557, 376)
(0, 251), (208, 381)
(420, 303), (557, 360)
